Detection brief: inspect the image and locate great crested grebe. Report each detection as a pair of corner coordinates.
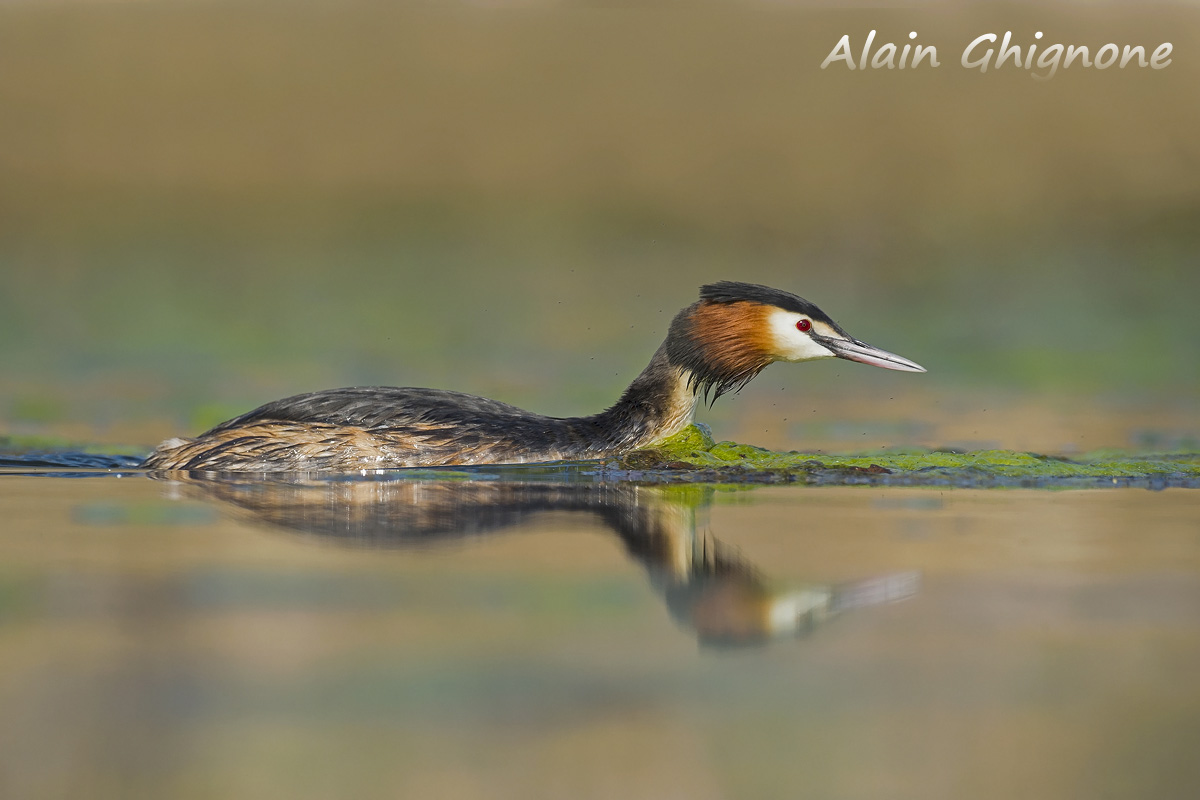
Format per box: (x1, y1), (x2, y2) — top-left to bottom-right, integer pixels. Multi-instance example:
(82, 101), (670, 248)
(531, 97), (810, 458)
(142, 281), (925, 472)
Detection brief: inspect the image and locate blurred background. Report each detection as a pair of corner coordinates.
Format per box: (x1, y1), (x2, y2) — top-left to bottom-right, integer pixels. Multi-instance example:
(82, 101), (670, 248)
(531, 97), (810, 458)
(1, 1), (1197, 455)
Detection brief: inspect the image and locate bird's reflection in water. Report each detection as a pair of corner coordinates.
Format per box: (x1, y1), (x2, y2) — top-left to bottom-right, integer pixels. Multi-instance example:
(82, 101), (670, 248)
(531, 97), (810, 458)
(161, 469), (918, 648)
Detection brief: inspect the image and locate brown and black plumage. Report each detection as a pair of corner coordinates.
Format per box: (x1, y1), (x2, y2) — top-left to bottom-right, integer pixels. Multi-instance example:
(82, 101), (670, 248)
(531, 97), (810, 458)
(141, 281), (925, 472)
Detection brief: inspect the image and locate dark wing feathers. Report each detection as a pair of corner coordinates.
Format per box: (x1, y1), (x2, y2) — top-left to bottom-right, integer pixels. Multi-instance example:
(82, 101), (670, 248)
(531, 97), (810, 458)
(206, 387), (539, 434)
(200, 387), (597, 458)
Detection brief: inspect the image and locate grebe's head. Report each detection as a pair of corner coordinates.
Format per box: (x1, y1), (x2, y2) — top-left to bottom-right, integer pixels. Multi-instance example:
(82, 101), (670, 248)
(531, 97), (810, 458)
(667, 281), (926, 401)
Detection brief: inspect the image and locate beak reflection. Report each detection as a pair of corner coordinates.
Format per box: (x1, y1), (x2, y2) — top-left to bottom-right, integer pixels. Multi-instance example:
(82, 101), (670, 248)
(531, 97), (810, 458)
(157, 470), (919, 648)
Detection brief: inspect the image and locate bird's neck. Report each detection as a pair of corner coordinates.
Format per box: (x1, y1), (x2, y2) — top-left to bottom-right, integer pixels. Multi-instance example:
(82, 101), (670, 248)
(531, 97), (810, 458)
(570, 301), (774, 456)
(582, 343), (701, 451)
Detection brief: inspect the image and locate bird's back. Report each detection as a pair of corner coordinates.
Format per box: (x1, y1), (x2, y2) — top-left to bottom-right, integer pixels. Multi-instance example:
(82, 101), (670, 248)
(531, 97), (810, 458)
(143, 387), (609, 471)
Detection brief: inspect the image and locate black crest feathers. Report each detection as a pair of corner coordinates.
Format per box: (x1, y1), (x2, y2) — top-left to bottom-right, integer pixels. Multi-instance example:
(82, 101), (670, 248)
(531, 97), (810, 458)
(699, 281), (836, 325)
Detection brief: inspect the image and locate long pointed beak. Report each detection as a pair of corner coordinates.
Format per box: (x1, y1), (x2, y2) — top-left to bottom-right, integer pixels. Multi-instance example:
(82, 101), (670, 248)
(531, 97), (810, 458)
(823, 337), (927, 373)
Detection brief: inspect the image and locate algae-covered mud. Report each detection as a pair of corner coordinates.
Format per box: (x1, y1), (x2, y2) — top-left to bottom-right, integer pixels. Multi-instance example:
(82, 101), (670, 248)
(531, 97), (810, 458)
(1, 426), (1197, 490)
(607, 426), (1200, 490)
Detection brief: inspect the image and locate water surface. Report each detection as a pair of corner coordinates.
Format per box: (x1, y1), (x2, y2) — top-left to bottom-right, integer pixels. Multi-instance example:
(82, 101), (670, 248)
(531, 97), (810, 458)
(1, 466), (1197, 799)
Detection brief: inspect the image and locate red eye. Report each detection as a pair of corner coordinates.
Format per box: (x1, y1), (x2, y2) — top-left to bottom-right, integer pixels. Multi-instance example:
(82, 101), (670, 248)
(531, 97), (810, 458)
(796, 319), (812, 333)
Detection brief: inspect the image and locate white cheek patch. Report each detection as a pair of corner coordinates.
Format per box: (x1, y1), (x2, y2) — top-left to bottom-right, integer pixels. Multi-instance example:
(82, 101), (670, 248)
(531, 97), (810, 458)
(766, 309), (837, 362)
(768, 588), (833, 635)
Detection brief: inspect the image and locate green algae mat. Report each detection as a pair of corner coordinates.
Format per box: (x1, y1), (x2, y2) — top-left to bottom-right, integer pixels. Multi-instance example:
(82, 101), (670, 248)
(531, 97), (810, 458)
(602, 426), (1200, 490)
(2, 427), (1198, 489)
